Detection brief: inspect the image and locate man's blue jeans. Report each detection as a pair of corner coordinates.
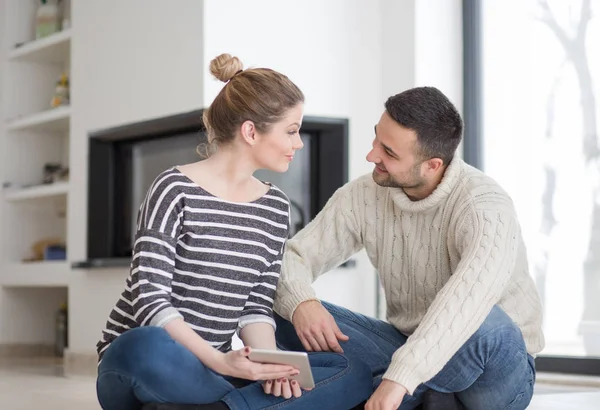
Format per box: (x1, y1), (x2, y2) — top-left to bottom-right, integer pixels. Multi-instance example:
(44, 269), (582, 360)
(275, 303), (536, 410)
(96, 327), (372, 410)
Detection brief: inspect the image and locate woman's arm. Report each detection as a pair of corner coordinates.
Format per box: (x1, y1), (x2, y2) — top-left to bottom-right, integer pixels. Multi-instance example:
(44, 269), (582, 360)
(165, 316), (296, 382)
(239, 322), (277, 350)
(164, 318), (225, 369)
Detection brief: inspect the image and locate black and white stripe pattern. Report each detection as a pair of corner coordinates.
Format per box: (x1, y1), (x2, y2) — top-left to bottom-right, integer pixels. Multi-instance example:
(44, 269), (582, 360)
(97, 168), (290, 360)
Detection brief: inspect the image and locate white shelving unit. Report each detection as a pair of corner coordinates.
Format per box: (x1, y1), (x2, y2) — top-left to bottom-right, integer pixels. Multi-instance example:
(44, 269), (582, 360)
(1, 0), (72, 270)
(7, 29), (71, 64)
(4, 181), (69, 202)
(1, 2), (74, 285)
(0, 261), (71, 287)
(0, 0), (73, 360)
(6, 106), (71, 133)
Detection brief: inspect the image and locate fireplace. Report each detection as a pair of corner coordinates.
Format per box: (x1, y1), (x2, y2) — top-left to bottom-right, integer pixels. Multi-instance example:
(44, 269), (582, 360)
(73, 109), (349, 268)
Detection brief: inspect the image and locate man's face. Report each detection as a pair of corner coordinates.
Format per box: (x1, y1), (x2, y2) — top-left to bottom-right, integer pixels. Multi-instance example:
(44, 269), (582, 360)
(366, 111), (426, 189)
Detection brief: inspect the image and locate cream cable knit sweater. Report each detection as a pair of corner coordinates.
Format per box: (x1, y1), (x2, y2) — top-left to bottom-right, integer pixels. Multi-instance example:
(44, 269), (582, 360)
(274, 157), (545, 395)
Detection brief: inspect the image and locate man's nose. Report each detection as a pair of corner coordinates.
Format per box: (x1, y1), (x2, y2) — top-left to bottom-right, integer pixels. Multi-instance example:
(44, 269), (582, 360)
(366, 148), (379, 163)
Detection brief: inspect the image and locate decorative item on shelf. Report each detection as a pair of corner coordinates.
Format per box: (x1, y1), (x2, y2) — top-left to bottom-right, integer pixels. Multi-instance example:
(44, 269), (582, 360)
(44, 245), (67, 261)
(43, 163), (69, 184)
(23, 237), (66, 262)
(60, 0), (70, 30)
(35, 0), (62, 40)
(50, 73), (70, 108)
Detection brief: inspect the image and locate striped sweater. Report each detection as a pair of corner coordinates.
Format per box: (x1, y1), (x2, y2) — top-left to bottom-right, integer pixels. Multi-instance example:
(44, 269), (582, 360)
(97, 167), (291, 360)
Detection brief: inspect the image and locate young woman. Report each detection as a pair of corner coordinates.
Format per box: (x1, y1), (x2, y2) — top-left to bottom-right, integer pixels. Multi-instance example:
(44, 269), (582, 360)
(95, 54), (372, 410)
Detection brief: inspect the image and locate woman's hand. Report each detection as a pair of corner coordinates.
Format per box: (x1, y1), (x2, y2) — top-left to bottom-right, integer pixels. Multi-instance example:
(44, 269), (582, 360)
(215, 347), (298, 381)
(263, 377), (307, 399)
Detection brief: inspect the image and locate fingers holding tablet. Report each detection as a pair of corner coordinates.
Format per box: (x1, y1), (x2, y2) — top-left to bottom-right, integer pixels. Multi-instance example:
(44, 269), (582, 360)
(262, 377), (303, 399)
(249, 349), (315, 389)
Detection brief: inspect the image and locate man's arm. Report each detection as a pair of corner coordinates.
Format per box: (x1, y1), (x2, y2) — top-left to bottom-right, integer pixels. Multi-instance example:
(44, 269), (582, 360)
(273, 180), (365, 321)
(382, 204), (522, 395)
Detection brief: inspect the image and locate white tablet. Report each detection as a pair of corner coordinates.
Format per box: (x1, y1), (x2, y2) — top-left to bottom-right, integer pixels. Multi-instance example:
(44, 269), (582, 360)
(248, 349), (315, 389)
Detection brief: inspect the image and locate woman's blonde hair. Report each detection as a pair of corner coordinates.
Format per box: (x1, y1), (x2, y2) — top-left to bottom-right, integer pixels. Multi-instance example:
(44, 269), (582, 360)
(199, 53), (304, 157)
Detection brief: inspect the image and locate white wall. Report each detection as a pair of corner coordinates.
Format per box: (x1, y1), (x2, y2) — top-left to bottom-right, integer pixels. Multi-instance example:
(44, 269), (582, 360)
(381, 0), (416, 102)
(67, 0), (205, 353)
(0, 287), (67, 344)
(415, 0), (463, 115)
(380, 0), (463, 115)
(203, 0), (385, 324)
(203, 0), (383, 180)
(0, 0), (7, 344)
(1, 0), (462, 355)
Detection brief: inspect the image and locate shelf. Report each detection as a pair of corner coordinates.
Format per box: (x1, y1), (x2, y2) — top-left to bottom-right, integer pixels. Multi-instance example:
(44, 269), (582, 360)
(4, 182), (69, 202)
(8, 30), (71, 64)
(72, 258), (131, 269)
(0, 261), (70, 287)
(6, 106), (71, 133)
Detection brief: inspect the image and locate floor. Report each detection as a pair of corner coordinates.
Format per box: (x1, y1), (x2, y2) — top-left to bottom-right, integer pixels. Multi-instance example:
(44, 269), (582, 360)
(1, 357), (599, 409)
(0, 357), (98, 410)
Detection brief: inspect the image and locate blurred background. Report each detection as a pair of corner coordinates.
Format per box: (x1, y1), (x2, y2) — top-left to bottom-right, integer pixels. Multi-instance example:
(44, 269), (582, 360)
(0, 0), (599, 408)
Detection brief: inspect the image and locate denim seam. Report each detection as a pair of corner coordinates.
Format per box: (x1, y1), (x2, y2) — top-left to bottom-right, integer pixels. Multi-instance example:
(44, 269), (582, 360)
(475, 323), (523, 342)
(98, 369), (169, 404)
(502, 375), (534, 410)
(439, 324), (525, 377)
(426, 336), (527, 392)
(331, 308), (401, 347)
(221, 389), (251, 410)
(428, 346), (525, 392)
(416, 313), (521, 373)
(331, 310), (399, 371)
(261, 354), (354, 410)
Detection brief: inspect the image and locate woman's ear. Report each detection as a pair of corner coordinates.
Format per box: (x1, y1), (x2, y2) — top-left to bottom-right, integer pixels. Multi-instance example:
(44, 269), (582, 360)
(240, 120), (258, 146)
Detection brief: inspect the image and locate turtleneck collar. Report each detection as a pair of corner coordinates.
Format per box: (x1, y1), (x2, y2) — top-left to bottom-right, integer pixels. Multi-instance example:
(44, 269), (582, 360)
(389, 156), (464, 213)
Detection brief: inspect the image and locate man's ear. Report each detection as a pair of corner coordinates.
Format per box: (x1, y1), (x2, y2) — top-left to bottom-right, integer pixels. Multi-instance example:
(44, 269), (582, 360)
(424, 157), (444, 174)
(240, 120), (257, 146)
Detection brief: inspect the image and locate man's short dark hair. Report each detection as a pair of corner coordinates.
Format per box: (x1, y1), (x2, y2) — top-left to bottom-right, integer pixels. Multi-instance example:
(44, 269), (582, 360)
(384, 87), (463, 165)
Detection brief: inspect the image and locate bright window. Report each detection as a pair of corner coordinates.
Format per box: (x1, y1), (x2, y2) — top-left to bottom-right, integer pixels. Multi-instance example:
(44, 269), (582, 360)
(481, 0), (600, 357)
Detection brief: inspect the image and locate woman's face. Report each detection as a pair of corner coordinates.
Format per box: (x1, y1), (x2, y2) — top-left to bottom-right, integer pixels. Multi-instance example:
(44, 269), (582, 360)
(252, 104), (305, 173)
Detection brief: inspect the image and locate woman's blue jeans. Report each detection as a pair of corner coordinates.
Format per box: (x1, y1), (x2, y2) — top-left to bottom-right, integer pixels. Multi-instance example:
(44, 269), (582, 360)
(275, 303), (536, 410)
(96, 327), (372, 410)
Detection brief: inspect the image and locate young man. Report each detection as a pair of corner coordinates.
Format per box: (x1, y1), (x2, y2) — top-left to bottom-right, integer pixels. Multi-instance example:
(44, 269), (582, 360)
(273, 87), (544, 410)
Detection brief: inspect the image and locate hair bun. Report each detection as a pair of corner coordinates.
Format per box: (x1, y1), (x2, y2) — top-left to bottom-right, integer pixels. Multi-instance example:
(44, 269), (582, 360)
(209, 53), (244, 83)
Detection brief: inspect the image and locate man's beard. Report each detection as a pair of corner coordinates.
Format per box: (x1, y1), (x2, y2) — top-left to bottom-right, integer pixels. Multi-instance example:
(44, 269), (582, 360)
(372, 164), (425, 190)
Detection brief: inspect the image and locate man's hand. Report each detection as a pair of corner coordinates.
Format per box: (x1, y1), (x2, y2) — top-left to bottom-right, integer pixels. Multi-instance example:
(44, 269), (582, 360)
(365, 380), (407, 410)
(291, 300), (349, 353)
